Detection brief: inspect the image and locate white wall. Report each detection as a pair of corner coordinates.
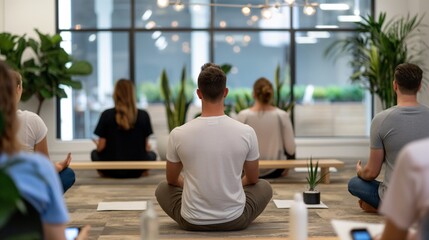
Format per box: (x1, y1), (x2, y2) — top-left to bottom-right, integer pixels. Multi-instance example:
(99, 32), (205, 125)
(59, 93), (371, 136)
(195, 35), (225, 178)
(0, 0), (4, 30)
(3, 0), (428, 161)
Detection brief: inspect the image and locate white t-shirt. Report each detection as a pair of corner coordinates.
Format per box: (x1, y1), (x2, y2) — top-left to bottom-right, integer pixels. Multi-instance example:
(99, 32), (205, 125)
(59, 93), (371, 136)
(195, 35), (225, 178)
(167, 115), (259, 225)
(379, 138), (429, 240)
(16, 110), (48, 153)
(236, 108), (296, 176)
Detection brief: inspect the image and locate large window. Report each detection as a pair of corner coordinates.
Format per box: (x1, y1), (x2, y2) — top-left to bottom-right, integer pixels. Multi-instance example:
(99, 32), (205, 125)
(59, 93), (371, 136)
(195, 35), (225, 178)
(57, 0), (373, 140)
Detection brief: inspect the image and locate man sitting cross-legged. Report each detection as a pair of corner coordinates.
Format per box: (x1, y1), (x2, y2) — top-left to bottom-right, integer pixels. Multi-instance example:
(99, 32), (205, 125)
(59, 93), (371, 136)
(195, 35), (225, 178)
(155, 63), (273, 231)
(348, 63), (429, 213)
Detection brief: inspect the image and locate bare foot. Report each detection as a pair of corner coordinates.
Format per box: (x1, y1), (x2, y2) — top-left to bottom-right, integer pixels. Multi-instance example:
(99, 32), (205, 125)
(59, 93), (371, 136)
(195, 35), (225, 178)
(281, 169), (289, 177)
(142, 170), (149, 177)
(358, 200), (378, 213)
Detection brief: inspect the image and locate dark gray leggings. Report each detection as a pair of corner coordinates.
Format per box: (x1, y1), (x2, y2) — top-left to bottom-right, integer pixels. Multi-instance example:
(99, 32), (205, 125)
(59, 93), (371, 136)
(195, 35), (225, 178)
(155, 179), (273, 231)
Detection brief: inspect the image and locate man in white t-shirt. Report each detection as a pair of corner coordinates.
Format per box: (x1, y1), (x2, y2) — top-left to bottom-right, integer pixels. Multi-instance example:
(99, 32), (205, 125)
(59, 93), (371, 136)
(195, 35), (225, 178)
(155, 63), (273, 231)
(379, 138), (429, 240)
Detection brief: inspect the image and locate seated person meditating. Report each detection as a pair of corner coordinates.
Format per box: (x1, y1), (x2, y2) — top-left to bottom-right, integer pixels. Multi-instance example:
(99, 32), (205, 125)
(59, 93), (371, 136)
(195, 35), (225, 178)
(0, 60), (89, 240)
(236, 77), (296, 178)
(348, 63), (429, 212)
(379, 138), (429, 240)
(11, 70), (75, 193)
(155, 63), (273, 231)
(92, 79), (156, 178)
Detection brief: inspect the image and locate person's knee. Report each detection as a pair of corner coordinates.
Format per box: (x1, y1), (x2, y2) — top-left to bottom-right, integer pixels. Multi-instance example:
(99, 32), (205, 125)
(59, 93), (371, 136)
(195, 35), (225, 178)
(258, 179), (273, 198)
(155, 181), (168, 200)
(347, 176), (361, 193)
(60, 167), (76, 192)
(91, 149), (99, 161)
(61, 168), (76, 182)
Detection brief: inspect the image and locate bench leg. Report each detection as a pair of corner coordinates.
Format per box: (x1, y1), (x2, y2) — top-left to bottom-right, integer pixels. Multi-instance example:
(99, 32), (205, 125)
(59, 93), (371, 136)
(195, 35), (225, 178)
(320, 167), (330, 184)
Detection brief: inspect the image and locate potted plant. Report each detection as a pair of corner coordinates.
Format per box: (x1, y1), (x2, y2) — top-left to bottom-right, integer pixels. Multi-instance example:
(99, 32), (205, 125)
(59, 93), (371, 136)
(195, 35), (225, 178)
(325, 13), (426, 109)
(159, 66), (194, 132)
(0, 29), (93, 114)
(303, 157), (326, 204)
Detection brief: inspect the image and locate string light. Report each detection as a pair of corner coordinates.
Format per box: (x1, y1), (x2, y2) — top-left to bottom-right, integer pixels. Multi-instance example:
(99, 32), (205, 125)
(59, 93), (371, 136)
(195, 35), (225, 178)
(157, 0), (319, 17)
(241, 4), (251, 16)
(157, 0), (169, 8)
(261, 7), (273, 20)
(303, 4), (316, 15)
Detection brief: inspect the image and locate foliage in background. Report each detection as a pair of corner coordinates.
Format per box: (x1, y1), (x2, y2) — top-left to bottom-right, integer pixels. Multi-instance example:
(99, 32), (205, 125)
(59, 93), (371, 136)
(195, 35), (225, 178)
(160, 66), (194, 132)
(274, 64), (294, 112)
(325, 13), (427, 109)
(0, 29), (93, 114)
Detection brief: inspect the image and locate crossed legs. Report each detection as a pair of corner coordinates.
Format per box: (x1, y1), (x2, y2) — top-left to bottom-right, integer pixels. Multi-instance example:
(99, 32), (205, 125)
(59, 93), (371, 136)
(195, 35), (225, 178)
(348, 176), (381, 213)
(155, 179), (273, 231)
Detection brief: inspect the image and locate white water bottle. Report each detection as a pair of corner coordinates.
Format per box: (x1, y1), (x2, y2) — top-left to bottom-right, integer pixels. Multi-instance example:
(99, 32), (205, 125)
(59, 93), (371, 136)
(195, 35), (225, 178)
(289, 193), (308, 240)
(141, 201), (159, 240)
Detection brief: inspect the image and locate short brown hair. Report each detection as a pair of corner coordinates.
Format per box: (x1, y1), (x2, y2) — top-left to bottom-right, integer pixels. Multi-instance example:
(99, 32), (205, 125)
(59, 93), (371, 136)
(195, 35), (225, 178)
(253, 77), (274, 104)
(394, 63), (423, 95)
(0, 61), (19, 154)
(197, 63), (226, 102)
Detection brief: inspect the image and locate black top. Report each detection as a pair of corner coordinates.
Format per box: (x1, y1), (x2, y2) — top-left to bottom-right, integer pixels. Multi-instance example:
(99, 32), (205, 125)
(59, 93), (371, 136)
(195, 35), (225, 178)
(94, 108), (154, 161)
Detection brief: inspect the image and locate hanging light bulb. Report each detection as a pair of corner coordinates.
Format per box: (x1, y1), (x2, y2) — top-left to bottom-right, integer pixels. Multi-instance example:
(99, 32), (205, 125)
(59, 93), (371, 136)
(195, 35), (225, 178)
(174, 2), (184, 11)
(241, 4), (251, 16)
(261, 7), (272, 20)
(157, 0), (169, 8)
(285, 0), (295, 4)
(303, 4), (316, 15)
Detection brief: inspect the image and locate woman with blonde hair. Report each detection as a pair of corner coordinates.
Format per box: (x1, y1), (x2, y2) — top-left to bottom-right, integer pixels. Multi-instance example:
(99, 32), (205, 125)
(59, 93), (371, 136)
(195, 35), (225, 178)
(92, 79), (156, 178)
(11, 70), (75, 193)
(236, 77), (296, 178)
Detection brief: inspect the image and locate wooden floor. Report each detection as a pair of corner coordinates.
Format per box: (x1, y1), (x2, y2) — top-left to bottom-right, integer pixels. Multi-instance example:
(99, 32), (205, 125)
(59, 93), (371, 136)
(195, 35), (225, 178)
(65, 159), (384, 240)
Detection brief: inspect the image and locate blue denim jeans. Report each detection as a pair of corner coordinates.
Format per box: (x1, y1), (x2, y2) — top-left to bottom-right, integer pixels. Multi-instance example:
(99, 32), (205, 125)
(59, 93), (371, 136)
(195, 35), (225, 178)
(59, 167), (76, 193)
(348, 176), (381, 209)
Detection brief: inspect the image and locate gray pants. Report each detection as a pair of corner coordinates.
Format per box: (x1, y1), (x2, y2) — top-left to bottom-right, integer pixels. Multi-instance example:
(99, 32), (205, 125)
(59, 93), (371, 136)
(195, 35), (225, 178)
(155, 179), (273, 231)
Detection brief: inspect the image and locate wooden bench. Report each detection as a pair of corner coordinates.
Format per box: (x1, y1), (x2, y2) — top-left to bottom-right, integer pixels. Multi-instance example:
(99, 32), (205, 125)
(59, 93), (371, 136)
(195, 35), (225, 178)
(70, 159), (344, 184)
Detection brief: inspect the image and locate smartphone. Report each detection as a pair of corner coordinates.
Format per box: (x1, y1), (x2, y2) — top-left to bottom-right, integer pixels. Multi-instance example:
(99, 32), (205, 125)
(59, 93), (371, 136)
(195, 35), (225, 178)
(65, 227), (80, 240)
(350, 228), (372, 240)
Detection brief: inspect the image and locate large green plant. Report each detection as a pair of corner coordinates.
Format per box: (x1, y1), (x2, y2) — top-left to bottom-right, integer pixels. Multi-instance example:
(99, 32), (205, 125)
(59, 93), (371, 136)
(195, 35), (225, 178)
(0, 29), (93, 114)
(160, 66), (193, 132)
(325, 13), (426, 109)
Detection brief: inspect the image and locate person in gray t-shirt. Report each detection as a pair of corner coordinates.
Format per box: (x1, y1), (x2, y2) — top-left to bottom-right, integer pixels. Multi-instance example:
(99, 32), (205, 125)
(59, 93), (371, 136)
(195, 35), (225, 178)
(348, 63), (429, 213)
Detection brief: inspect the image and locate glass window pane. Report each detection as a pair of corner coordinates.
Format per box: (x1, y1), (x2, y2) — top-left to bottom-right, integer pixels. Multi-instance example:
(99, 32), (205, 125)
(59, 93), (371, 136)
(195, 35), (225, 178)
(59, 31), (129, 140)
(135, 31), (206, 135)
(58, 0), (131, 30)
(293, 0), (372, 29)
(214, 0), (291, 29)
(215, 31), (291, 88)
(57, 1), (374, 140)
(135, 2), (207, 29)
(214, 31), (291, 107)
(294, 31), (370, 137)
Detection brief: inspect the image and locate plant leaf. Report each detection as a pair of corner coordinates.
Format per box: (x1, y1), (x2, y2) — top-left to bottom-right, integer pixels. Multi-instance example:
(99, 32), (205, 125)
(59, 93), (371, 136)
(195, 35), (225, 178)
(66, 61), (93, 75)
(0, 170), (26, 227)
